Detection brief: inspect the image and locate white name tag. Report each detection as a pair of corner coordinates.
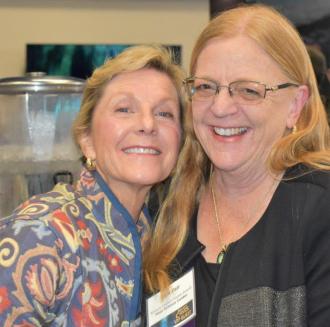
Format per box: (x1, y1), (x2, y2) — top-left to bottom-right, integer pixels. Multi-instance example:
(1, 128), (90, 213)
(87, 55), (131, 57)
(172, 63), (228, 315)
(146, 269), (196, 327)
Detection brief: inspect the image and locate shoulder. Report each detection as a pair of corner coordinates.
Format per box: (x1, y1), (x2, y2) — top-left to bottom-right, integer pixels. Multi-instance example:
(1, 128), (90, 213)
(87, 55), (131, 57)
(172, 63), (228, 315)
(283, 165), (330, 239)
(0, 184), (86, 325)
(283, 164), (330, 211)
(2, 182), (87, 222)
(284, 164), (330, 192)
(0, 182), (88, 275)
(271, 165), (330, 245)
(0, 182), (91, 252)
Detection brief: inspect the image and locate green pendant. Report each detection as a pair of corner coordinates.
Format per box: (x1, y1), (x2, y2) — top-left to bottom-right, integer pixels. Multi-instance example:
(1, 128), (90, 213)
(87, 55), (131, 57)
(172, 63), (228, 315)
(216, 249), (226, 264)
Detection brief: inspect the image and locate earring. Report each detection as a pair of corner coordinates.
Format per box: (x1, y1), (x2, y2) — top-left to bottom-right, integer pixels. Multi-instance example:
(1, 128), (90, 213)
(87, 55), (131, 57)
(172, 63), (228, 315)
(85, 158), (96, 170)
(292, 125), (297, 134)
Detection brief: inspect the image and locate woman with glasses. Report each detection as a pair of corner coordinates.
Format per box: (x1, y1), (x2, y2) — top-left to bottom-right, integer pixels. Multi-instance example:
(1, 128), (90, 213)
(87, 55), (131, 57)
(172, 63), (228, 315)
(144, 4), (330, 326)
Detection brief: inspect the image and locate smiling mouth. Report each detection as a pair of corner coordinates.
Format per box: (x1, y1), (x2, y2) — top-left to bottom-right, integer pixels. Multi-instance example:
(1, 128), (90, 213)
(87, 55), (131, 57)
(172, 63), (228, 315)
(214, 127), (248, 136)
(123, 147), (161, 154)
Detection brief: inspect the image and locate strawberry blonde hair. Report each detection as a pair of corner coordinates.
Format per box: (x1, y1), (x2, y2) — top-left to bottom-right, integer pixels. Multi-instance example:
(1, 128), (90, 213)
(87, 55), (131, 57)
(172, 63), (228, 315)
(144, 4), (330, 293)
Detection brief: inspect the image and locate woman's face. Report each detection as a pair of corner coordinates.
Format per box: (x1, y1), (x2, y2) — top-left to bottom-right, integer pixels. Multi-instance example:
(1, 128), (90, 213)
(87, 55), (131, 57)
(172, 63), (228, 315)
(81, 68), (181, 193)
(192, 35), (306, 176)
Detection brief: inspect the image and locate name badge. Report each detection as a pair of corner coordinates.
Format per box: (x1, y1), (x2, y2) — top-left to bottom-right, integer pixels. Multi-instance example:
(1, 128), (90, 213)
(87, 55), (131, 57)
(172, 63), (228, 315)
(146, 269), (196, 327)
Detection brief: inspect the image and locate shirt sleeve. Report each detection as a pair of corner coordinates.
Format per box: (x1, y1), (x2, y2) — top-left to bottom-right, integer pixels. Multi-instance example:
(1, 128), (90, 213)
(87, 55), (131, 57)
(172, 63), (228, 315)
(304, 188), (330, 326)
(0, 215), (77, 326)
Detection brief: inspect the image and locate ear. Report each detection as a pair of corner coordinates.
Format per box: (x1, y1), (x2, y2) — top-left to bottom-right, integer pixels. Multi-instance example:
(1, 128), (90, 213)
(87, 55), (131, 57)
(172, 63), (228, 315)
(286, 85), (309, 128)
(79, 133), (96, 160)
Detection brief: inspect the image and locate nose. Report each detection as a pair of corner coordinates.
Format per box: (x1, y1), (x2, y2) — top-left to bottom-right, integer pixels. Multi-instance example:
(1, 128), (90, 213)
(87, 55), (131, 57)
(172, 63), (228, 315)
(137, 110), (157, 135)
(209, 86), (238, 117)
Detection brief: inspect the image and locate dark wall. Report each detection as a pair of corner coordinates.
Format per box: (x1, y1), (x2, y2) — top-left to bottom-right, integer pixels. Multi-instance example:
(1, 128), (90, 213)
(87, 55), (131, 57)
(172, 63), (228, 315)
(209, 0), (330, 67)
(210, 0), (255, 17)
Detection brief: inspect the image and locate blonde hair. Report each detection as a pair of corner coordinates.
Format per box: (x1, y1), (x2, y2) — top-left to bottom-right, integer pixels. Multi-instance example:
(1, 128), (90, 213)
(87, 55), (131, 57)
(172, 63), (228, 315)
(72, 44), (186, 151)
(144, 4), (330, 293)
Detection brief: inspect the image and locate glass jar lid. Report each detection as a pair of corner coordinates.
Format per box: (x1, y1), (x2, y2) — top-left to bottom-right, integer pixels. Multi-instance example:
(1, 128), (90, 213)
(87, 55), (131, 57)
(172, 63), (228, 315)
(0, 72), (85, 94)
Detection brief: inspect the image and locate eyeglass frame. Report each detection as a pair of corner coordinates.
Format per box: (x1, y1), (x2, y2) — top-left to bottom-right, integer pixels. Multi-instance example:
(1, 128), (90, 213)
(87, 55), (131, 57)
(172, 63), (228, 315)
(183, 76), (299, 103)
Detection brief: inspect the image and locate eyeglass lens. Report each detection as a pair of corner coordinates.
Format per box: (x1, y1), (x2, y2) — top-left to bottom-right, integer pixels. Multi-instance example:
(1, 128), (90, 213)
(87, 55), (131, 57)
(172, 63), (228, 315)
(187, 78), (266, 104)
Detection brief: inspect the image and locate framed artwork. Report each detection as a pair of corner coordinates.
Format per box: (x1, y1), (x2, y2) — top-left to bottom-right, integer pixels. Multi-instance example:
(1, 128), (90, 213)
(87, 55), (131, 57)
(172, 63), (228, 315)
(26, 44), (182, 79)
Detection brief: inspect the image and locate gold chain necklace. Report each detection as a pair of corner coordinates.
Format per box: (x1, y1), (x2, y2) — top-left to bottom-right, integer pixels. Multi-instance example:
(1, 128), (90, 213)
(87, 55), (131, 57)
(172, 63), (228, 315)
(210, 174), (277, 264)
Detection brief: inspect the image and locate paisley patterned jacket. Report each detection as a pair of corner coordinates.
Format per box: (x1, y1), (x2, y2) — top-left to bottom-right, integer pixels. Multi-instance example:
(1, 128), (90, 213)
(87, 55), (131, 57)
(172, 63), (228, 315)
(0, 168), (151, 327)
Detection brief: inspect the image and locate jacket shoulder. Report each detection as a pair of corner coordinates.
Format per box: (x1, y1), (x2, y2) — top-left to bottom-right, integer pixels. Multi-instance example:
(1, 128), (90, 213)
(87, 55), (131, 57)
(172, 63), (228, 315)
(0, 182), (82, 227)
(285, 165), (330, 190)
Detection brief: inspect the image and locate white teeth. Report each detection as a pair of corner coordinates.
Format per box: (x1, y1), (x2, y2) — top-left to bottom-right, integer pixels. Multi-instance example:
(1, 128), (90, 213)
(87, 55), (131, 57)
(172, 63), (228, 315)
(214, 127), (247, 136)
(124, 147), (160, 154)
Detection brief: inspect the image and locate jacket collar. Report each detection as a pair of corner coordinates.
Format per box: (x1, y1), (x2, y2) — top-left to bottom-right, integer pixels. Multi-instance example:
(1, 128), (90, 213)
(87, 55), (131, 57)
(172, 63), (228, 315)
(172, 211), (205, 277)
(76, 168), (151, 230)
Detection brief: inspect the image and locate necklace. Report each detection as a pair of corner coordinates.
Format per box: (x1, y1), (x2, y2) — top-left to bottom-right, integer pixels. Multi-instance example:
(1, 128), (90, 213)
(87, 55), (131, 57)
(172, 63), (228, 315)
(210, 180), (229, 264)
(210, 174), (278, 264)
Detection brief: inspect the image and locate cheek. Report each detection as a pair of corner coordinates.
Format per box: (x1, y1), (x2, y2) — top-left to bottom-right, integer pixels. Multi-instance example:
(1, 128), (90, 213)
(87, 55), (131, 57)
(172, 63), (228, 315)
(265, 102), (292, 130)
(244, 99), (284, 126)
(172, 126), (182, 152)
(91, 117), (124, 146)
(263, 96), (292, 118)
(192, 116), (207, 144)
(163, 124), (181, 154)
(191, 107), (208, 131)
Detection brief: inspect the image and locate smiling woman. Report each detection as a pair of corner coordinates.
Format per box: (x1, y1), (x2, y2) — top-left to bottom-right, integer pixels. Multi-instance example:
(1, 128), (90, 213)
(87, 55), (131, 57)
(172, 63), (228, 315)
(144, 4), (330, 327)
(0, 44), (186, 326)
(79, 68), (181, 219)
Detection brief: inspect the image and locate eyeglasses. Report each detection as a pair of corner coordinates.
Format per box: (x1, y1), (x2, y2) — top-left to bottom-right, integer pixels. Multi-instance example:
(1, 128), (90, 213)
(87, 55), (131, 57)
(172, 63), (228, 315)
(183, 77), (299, 105)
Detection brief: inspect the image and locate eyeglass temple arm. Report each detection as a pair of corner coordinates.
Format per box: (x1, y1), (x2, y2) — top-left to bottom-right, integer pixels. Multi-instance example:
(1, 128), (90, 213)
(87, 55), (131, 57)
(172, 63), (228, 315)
(266, 83), (299, 91)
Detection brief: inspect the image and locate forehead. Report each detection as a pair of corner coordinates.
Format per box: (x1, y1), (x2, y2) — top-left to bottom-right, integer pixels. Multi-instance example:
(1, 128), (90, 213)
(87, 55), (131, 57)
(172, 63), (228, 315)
(100, 68), (180, 104)
(195, 36), (287, 83)
(108, 68), (175, 90)
(96, 67), (180, 112)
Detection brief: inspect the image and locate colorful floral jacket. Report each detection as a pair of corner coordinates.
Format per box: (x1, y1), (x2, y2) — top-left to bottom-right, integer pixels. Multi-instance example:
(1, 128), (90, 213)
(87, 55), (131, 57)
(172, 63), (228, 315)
(0, 169), (151, 327)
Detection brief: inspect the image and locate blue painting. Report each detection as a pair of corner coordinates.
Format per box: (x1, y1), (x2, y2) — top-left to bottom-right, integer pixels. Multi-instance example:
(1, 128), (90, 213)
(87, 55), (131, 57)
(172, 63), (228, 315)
(26, 44), (182, 79)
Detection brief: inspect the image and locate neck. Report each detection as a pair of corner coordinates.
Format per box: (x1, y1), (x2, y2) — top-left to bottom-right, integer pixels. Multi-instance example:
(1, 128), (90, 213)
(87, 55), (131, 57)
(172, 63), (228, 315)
(212, 166), (282, 199)
(198, 166), (283, 263)
(97, 170), (151, 222)
(115, 187), (149, 222)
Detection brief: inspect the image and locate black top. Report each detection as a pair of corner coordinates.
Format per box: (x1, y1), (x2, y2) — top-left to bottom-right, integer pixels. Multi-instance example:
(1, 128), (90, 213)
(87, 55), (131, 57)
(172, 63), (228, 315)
(195, 258), (220, 325)
(191, 211), (221, 325)
(171, 165), (330, 327)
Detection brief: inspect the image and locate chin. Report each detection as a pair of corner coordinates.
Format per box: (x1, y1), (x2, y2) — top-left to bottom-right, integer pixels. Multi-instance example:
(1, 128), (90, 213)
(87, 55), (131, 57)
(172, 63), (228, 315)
(130, 174), (167, 187)
(212, 160), (245, 173)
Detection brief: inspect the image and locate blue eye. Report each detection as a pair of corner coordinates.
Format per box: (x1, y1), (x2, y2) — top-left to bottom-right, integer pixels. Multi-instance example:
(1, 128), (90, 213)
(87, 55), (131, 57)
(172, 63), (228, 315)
(115, 107), (129, 113)
(157, 111), (174, 118)
(193, 80), (217, 98)
(195, 83), (214, 91)
(241, 87), (260, 96)
(231, 81), (264, 100)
